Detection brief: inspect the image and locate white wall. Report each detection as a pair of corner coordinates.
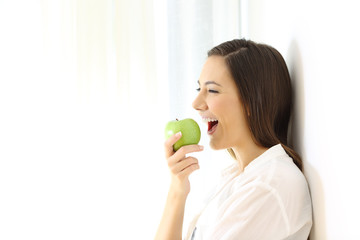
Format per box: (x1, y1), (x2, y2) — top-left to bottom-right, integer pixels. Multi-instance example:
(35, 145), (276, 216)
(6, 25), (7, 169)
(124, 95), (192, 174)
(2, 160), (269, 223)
(0, 1), (240, 239)
(242, 0), (360, 239)
(0, 1), (170, 239)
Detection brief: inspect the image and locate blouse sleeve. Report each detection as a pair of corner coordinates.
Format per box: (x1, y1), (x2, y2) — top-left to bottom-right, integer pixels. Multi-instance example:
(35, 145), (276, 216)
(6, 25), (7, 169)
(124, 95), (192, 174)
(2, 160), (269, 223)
(203, 182), (290, 240)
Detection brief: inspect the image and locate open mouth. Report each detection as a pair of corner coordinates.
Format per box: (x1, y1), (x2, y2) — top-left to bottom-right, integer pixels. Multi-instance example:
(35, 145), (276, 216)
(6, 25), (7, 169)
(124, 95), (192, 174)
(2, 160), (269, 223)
(203, 118), (218, 135)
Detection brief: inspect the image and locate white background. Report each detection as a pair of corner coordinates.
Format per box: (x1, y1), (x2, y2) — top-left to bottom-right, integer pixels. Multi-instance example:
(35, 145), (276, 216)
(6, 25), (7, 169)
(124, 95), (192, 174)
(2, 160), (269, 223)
(0, 0), (240, 239)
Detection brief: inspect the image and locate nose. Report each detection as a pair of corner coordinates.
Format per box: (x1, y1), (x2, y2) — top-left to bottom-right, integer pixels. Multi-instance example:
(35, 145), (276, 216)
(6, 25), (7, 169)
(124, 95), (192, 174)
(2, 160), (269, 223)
(192, 91), (207, 111)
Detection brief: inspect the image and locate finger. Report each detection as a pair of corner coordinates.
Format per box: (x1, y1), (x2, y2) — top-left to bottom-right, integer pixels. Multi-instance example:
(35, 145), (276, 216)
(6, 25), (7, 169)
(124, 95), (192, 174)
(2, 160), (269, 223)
(164, 131), (182, 158)
(170, 144), (204, 163)
(170, 157), (199, 174)
(178, 162), (200, 179)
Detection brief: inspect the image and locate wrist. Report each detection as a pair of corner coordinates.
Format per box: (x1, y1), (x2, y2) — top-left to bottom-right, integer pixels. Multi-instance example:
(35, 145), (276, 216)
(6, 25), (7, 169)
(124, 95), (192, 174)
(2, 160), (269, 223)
(168, 184), (189, 201)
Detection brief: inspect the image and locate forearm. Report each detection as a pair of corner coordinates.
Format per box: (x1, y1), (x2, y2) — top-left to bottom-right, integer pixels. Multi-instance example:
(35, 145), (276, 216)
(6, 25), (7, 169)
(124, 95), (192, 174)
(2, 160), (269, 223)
(155, 189), (187, 240)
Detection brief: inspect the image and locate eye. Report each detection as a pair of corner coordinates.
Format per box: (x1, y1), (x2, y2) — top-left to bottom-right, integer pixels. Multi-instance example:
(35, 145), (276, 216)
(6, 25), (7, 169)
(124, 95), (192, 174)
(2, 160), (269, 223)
(196, 88), (219, 93)
(208, 89), (219, 93)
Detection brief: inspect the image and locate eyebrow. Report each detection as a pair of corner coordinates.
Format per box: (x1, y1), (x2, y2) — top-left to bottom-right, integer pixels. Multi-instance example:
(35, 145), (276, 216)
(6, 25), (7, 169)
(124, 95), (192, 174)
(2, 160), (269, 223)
(197, 80), (222, 87)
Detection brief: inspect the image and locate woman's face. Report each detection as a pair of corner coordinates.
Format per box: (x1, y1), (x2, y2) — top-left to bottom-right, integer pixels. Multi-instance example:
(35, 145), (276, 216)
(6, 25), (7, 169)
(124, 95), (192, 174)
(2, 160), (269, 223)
(192, 56), (253, 150)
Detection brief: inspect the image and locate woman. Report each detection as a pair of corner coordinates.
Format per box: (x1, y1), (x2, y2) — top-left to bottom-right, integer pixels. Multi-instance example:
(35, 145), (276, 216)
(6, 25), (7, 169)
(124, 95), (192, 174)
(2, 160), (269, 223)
(155, 39), (312, 240)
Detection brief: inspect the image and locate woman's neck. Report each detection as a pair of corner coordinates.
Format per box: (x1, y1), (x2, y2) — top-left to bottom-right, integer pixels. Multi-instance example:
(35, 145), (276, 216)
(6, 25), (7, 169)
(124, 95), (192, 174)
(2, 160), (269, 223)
(231, 142), (268, 172)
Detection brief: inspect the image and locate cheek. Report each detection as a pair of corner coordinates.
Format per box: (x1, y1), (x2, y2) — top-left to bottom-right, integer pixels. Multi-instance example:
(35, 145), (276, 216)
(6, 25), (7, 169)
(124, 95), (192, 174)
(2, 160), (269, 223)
(208, 99), (223, 113)
(211, 96), (243, 125)
(209, 95), (239, 114)
(222, 100), (247, 133)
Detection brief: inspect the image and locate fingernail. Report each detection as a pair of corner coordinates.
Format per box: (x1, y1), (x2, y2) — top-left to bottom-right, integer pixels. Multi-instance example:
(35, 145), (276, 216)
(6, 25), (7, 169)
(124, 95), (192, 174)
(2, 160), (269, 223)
(199, 145), (204, 150)
(176, 131), (182, 137)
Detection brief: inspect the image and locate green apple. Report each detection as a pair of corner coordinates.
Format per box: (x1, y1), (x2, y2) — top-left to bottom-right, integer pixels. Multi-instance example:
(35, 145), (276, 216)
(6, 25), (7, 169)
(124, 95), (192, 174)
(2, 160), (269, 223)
(165, 118), (201, 151)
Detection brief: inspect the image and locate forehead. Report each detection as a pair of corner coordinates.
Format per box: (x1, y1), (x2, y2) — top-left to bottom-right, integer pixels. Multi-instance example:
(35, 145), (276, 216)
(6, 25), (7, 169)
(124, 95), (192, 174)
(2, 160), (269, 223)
(199, 56), (234, 85)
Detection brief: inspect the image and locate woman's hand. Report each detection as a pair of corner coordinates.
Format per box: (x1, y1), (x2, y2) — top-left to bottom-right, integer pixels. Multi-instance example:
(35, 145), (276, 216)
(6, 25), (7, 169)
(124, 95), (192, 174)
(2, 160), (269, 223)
(155, 132), (203, 240)
(164, 132), (204, 197)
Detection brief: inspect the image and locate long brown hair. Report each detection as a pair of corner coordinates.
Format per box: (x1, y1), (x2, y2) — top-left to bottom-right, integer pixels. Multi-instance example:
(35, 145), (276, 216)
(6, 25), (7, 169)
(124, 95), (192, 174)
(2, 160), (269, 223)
(208, 39), (303, 171)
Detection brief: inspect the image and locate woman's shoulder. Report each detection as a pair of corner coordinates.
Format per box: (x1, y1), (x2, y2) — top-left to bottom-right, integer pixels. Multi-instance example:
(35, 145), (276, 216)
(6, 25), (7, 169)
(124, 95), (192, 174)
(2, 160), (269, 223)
(233, 145), (310, 195)
(268, 155), (309, 194)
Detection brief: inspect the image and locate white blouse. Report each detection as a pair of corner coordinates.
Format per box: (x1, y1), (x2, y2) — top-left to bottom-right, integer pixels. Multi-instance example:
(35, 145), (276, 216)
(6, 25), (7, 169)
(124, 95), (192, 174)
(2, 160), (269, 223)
(185, 144), (312, 240)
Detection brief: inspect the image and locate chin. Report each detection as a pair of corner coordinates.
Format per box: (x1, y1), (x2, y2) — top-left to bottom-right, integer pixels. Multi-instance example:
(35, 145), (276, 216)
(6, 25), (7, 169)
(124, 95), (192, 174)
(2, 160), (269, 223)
(209, 140), (226, 150)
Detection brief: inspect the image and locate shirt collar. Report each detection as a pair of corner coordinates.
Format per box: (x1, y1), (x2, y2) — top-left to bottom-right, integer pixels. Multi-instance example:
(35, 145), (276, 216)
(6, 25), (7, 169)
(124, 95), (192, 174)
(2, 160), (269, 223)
(220, 144), (289, 178)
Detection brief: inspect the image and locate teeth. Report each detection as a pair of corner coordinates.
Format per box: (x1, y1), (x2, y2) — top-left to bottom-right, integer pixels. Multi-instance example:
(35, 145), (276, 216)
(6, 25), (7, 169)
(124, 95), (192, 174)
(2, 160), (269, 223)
(202, 118), (218, 123)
